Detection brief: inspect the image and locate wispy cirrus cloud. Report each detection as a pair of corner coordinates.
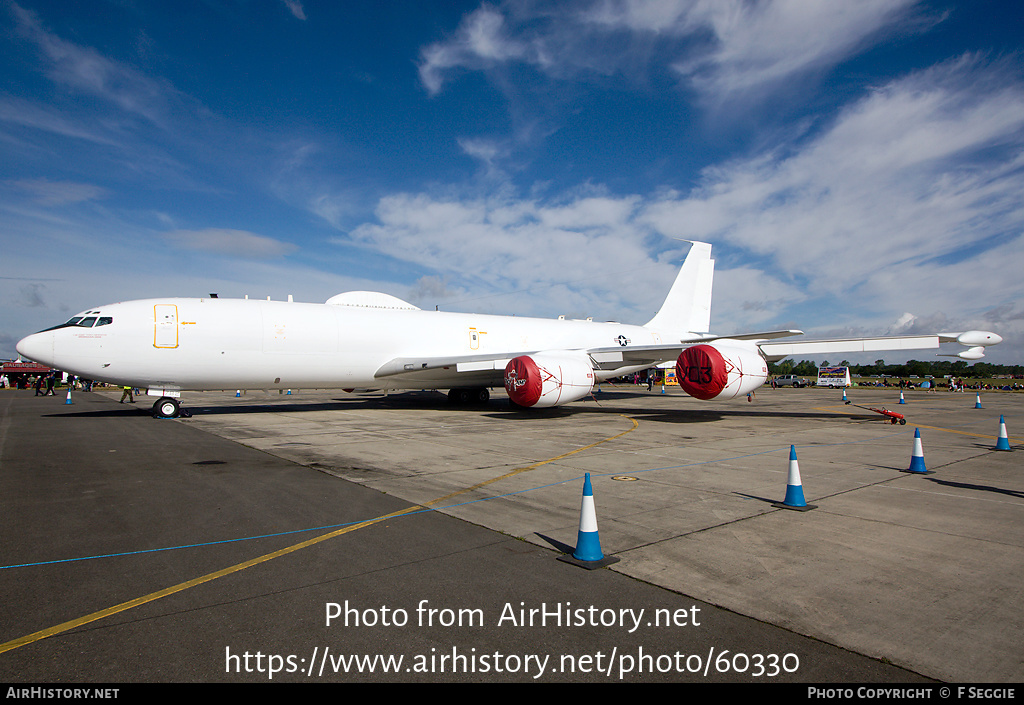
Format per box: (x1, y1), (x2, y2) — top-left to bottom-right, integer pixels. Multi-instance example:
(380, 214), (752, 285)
(6, 178), (107, 205)
(9, 2), (180, 128)
(419, 0), (925, 103)
(163, 228), (298, 260)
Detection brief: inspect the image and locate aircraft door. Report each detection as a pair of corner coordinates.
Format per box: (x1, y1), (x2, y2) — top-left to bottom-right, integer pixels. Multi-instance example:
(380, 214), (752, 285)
(154, 304), (179, 348)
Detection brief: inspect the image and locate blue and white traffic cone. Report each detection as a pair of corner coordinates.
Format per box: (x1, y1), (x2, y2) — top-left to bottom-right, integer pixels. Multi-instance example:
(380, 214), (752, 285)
(899, 391), (906, 404)
(995, 415), (1011, 451)
(773, 446), (816, 511)
(64, 389), (73, 405)
(560, 473), (619, 568)
(974, 394), (982, 409)
(842, 388), (848, 402)
(236, 390), (241, 397)
(905, 428), (931, 474)
(573, 473), (603, 561)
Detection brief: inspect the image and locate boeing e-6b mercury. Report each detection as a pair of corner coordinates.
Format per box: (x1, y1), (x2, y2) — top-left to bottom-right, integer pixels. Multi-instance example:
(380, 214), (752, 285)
(15, 242), (1001, 418)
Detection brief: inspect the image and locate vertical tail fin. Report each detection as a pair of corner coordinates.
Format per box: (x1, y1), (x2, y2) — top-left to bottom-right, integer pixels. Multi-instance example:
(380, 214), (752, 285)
(644, 241), (714, 335)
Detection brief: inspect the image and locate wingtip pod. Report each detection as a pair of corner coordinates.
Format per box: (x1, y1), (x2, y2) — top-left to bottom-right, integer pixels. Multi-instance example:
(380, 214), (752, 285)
(952, 331), (1003, 346)
(936, 331), (1002, 360)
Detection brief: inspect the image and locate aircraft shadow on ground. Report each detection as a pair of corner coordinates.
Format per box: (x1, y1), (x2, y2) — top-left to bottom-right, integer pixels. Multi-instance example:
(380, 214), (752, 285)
(44, 390), (900, 425)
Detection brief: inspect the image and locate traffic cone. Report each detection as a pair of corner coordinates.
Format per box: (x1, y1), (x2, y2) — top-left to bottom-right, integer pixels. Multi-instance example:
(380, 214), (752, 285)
(64, 389), (73, 405)
(905, 428), (931, 474)
(995, 416), (1011, 451)
(772, 446), (817, 511)
(974, 394), (982, 409)
(559, 473), (619, 569)
(842, 388), (848, 402)
(236, 390), (241, 397)
(899, 391), (906, 404)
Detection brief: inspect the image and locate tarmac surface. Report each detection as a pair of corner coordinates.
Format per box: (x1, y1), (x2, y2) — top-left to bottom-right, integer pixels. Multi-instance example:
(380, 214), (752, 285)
(0, 382), (1020, 683)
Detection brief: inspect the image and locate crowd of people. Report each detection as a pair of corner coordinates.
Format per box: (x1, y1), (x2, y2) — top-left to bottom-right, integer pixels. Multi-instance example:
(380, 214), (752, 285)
(0, 370), (100, 393)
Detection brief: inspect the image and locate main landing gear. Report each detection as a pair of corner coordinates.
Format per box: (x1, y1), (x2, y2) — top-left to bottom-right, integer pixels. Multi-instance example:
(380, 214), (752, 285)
(152, 396), (190, 418)
(447, 387), (490, 405)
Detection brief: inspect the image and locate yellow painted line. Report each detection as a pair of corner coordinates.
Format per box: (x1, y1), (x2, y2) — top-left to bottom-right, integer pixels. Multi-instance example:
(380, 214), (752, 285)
(420, 414), (639, 508)
(0, 414), (639, 655)
(911, 424), (1019, 442)
(0, 507), (417, 655)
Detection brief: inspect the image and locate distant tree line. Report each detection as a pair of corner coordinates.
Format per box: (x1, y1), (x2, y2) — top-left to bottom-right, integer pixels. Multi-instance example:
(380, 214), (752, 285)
(767, 358), (1024, 379)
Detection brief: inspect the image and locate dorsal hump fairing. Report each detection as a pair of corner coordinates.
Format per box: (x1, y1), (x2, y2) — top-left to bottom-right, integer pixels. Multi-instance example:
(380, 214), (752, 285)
(644, 241), (714, 336)
(325, 291), (420, 310)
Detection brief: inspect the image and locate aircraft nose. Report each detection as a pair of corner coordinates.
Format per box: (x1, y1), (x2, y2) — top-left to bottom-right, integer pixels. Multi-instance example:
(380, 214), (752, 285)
(15, 331), (55, 366)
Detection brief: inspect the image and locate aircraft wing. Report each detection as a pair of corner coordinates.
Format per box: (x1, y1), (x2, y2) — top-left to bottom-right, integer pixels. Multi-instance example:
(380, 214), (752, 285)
(582, 330), (803, 370)
(374, 329), (808, 385)
(374, 353), (522, 388)
(757, 330), (1002, 362)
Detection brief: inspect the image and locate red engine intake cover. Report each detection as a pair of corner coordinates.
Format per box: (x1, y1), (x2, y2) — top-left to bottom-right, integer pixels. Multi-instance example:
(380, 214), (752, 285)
(504, 356), (543, 407)
(675, 344), (729, 400)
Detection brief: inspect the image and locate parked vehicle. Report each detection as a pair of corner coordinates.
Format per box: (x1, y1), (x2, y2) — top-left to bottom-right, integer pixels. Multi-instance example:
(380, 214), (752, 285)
(775, 374), (807, 388)
(817, 366), (851, 388)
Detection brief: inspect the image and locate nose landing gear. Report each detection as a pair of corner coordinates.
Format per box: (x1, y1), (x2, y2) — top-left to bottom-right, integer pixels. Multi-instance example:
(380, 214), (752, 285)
(152, 396), (190, 418)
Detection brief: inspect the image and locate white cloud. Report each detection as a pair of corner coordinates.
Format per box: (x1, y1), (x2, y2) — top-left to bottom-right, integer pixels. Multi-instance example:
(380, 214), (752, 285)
(10, 2), (178, 128)
(283, 1), (307, 21)
(420, 0), (925, 103)
(640, 56), (1024, 312)
(665, 0), (923, 100)
(346, 190), (680, 320)
(344, 53), (1024, 360)
(419, 5), (541, 95)
(6, 178), (107, 205)
(163, 229), (298, 259)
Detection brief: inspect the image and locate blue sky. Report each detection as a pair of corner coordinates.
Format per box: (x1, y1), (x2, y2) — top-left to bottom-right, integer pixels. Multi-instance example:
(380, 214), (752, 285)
(2, 0), (1023, 365)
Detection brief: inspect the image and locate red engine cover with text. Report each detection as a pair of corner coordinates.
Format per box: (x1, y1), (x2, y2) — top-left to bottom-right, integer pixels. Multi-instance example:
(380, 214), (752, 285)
(504, 353), (594, 407)
(676, 344), (730, 400)
(504, 356), (544, 407)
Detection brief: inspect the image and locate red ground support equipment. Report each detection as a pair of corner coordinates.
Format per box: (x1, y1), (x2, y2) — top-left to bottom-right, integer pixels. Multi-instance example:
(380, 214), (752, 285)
(845, 401), (907, 424)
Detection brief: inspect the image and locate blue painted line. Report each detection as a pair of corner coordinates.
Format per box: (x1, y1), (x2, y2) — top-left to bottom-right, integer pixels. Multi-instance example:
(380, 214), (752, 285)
(0, 427), (913, 571)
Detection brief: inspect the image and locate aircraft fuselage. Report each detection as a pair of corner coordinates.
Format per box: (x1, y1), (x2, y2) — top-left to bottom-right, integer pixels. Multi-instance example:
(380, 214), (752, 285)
(16, 297), (667, 392)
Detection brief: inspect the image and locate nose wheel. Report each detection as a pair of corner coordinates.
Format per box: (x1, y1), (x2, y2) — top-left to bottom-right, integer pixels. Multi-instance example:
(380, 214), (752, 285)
(152, 396), (181, 418)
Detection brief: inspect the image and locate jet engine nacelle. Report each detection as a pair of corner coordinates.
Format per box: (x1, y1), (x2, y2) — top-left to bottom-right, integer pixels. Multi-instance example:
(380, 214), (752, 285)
(675, 342), (768, 400)
(504, 352), (595, 408)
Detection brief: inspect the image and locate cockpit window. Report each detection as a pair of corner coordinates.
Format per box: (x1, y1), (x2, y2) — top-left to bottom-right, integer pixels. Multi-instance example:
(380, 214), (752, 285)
(38, 314), (112, 332)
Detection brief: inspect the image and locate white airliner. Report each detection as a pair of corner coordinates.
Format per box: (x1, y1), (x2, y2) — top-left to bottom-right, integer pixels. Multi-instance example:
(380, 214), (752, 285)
(15, 241), (1001, 418)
